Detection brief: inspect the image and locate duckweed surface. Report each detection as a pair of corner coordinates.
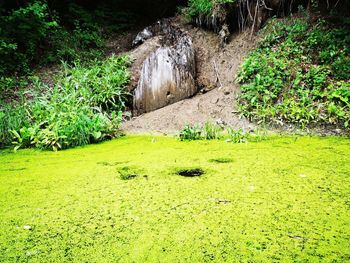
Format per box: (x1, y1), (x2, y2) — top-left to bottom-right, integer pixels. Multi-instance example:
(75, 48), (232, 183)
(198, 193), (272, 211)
(1, 136), (350, 262)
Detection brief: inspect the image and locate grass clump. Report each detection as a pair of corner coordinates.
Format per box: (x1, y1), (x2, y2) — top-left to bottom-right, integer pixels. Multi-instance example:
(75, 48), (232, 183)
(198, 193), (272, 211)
(202, 122), (223, 140)
(0, 55), (130, 151)
(226, 128), (250, 143)
(178, 123), (267, 143)
(237, 16), (350, 130)
(178, 124), (203, 141)
(187, 0), (214, 17)
(178, 122), (223, 141)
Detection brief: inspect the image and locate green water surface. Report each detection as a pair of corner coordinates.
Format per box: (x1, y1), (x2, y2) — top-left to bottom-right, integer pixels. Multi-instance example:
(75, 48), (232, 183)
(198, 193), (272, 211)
(1, 136), (349, 262)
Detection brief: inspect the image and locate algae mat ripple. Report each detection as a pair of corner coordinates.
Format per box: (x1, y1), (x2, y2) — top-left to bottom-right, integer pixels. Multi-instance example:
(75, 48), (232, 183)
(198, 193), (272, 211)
(0, 136), (350, 262)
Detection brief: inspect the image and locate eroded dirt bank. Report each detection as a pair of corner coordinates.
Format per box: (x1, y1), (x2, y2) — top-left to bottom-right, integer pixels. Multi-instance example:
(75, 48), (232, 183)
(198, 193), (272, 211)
(121, 17), (257, 134)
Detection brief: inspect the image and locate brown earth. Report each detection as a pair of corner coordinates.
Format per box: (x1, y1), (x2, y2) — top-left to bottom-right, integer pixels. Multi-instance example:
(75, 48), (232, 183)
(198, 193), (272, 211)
(121, 16), (257, 134)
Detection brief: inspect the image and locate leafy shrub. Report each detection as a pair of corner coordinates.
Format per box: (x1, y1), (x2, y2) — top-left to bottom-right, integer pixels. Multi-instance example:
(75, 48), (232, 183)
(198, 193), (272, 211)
(57, 55), (130, 112)
(0, 1), (110, 76)
(0, 1), (58, 75)
(0, 55), (130, 151)
(27, 90), (120, 151)
(0, 103), (30, 148)
(237, 17), (350, 130)
(45, 23), (104, 64)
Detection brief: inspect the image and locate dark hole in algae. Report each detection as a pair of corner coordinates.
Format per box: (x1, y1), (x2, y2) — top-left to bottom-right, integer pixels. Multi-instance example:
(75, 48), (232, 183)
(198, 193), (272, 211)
(176, 168), (204, 177)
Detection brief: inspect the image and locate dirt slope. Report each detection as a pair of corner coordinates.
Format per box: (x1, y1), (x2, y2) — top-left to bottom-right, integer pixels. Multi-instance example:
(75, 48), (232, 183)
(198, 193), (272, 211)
(121, 17), (257, 134)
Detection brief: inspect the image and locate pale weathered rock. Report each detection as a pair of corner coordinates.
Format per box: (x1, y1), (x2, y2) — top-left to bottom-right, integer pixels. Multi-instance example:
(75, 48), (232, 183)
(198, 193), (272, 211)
(133, 27), (196, 115)
(132, 27), (153, 47)
(131, 19), (174, 48)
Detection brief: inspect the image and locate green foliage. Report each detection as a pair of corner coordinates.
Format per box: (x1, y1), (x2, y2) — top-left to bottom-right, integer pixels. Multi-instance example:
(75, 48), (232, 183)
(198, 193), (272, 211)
(178, 123), (267, 143)
(226, 127), (267, 143)
(187, 0), (214, 17)
(43, 2), (107, 64)
(178, 124), (202, 141)
(237, 17), (350, 130)
(186, 0), (235, 18)
(0, 1), (133, 150)
(0, 76), (28, 100)
(25, 90), (120, 151)
(178, 122), (223, 141)
(0, 0), (133, 76)
(0, 1), (59, 74)
(0, 103), (30, 148)
(58, 55), (130, 112)
(202, 122), (223, 140)
(45, 22), (104, 64)
(0, 56), (130, 151)
(226, 128), (249, 143)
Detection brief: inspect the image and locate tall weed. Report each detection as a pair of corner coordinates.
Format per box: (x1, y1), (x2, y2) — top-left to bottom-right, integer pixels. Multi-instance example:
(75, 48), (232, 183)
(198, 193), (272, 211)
(1, 55), (130, 150)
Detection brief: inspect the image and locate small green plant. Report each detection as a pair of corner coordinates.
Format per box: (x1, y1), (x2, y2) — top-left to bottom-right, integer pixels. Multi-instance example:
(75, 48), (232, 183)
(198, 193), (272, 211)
(226, 128), (249, 143)
(0, 76), (28, 100)
(187, 0), (214, 17)
(10, 127), (36, 151)
(248, 128), (268, 142)
(178, 124), (203, 141)
(202, 122), (223, 140)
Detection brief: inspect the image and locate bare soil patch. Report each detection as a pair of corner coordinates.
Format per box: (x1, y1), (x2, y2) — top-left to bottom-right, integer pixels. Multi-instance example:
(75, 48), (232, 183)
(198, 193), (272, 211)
(121, 17), (257, 134)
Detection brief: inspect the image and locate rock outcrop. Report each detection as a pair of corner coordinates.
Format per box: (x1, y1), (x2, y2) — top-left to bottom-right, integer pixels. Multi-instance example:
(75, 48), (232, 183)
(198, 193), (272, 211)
(132, 23), (196, 115)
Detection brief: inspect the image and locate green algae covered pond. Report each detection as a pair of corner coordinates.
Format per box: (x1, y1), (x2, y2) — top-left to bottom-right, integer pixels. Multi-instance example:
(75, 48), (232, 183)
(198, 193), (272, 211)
(1, 135), (350, 262)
